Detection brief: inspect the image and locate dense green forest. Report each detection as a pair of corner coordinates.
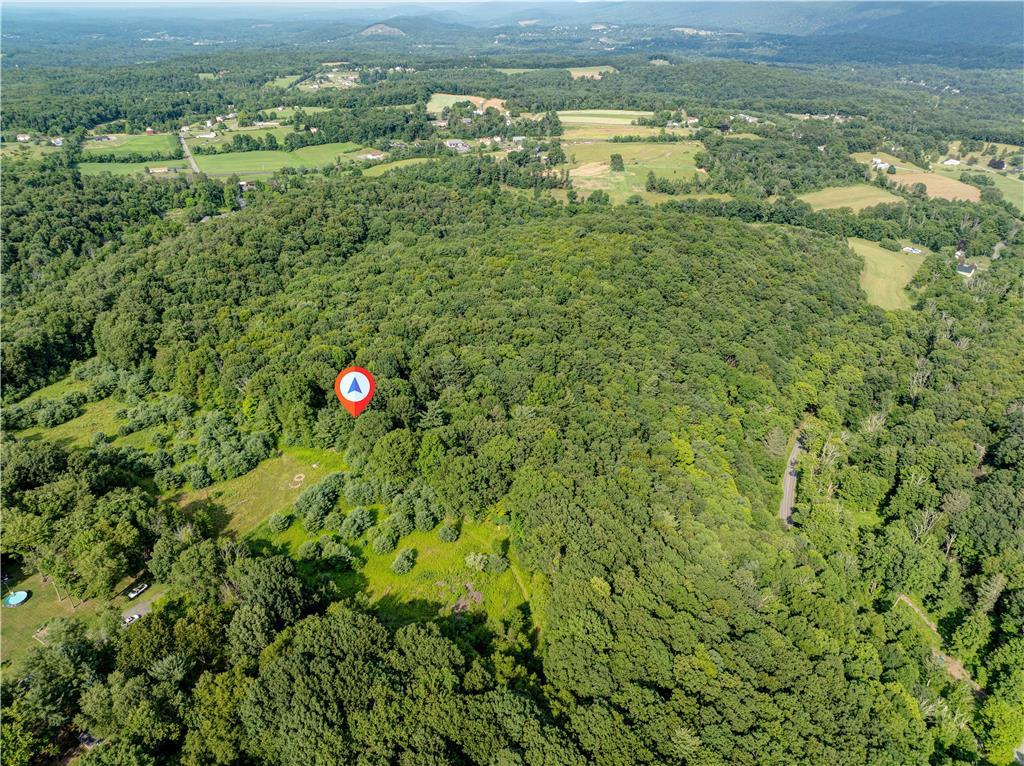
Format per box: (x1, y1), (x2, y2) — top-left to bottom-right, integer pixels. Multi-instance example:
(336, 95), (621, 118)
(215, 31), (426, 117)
(1, 7), (1022, 765)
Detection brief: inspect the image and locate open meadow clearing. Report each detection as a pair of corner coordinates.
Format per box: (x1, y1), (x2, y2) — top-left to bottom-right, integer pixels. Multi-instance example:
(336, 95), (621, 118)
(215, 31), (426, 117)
(193, 141), (365, 175)
(82, 133), (180, 157)
(889, 172), (980, 202)
(557, 109), (654, 126)
(932, 165), (1024, 211)
(175, 447), (347, 537)
(363, 157), (430, 176)
(266, 74), (303, 89)
(851, 237), (928, 310)
(798, 184), (901, 211)
(78, 160), (190, 176)
(427, 93), (506, 115)
(561, 124), (692, 141)
(850, 151), (924, 174)
(568, 65), (617, 79)
(563, 140), (703, 202)
(249, 515), (537, 628)
(186, 125), (293, 149)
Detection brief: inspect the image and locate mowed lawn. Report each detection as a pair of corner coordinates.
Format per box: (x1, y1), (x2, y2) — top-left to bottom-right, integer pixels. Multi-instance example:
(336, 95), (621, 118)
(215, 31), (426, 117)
(266, 74), (302, 89)
(175, 447), (347, 537)
(193, 142), (364, 175)
(83, 133), (180, 157)
(564, 140), (703, 202)
(557, 109), (654, 126)
(799, 184), (901, 212)
(851, 237), (927, 310)
(850, 151), (924, 174)
(561, 124), (692, 141)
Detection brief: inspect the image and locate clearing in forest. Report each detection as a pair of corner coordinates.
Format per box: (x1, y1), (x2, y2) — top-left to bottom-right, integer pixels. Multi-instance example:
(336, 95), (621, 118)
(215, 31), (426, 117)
(427, 93), (506, 115)
(851, 237), (927, 311)
(568, 65), (617, 79)
(563, 140), (704, 202)
(798, 184), (901, 212)
(556, 109), (654, 126)
(890, 172), (980, 202)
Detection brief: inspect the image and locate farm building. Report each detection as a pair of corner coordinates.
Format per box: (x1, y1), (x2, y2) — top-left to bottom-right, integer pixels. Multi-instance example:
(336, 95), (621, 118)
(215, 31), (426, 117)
(358, 150), (386, 161)
(51, 138), (63, 146)
(197, 132), (217, 139)
(942, 158), (961, 166)
(16, 134), (31, 142)
(431, 119), (449, 128)
(956, 262), (977, 277)
(870, 157), (891, 171)
(149, 167), (170, 174)
(145, 127), (156, 135)
(902, 246), (922, 254)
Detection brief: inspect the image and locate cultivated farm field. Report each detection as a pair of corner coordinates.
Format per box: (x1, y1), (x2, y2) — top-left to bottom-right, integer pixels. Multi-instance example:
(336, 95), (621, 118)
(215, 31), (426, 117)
(563, 140), (703, 202)
(890, 172), (981, 202)
(193, 142), (365, 175)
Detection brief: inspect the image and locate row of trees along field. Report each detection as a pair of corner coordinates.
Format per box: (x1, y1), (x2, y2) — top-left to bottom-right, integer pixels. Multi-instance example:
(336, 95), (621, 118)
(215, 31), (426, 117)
(1, 151), (1021, 764)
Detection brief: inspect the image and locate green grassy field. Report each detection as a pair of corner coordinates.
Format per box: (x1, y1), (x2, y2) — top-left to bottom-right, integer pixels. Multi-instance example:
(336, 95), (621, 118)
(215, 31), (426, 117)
(798, 184), (902, 212)
(427, 93), (482, 114)
(250, 514), (533, 627)
(198, 72), (216, 80)
(193, 142), (364, 175)
(1, 142), (61, 161)
(187, 126), (293, 150)
(568, 65), (617, 79)
(175, 447), (347, 537)
(363, 157), (430, 176)
(557, 109), (654, 126)
(495, 67), (538, 75)
(82, 133), (180, 157)
(78, 161), (190, 177)
(850, 151), (924, 174)
(932, 165), (1024, 212)
(851, 237), (927, 311)
(267, 74), (302, 89)
(563, 140), (703, 202)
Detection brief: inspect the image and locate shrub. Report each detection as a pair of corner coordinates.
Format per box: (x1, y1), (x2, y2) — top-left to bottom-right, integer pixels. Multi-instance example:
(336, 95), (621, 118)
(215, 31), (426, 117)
(465, 552), (507, 573)
(319, 537), (353, 568)
(344, 477), (375, 506)
(182, 463), (212, 489)
(295, 473), (345, 531)
(879, 238), (900, 252)
(392, 548), (416, 575)
(415, 506), (440, 532)
(339, 507), (374, 540)
(371, 526), (399, 555)
(268, 513), (292, 533)
(297, 540), (322, 560)
(438, 522), (460, 543)
(154, 468), (184, 493)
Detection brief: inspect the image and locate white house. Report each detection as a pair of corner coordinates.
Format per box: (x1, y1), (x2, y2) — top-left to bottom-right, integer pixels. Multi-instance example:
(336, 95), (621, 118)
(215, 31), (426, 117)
(15, 134), (31, 142)
(444, 139), (470, 153)
(51, 138), (63, 146)
(870, 157), (891, 171)
(902, 246), (922, 254)
(942, 158), (961, 166)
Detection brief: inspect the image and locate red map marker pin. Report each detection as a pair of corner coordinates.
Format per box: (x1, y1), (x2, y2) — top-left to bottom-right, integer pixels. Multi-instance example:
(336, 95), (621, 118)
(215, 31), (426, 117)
(334, 366), (375, 418)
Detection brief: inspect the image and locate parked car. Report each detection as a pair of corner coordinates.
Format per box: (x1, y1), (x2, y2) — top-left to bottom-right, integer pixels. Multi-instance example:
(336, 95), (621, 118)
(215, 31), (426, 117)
(127, 583), (148, 600)
(122, 614), (141, 626)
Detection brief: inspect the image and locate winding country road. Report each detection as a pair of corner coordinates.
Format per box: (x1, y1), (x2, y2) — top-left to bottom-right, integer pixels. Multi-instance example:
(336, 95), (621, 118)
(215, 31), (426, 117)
(180, 134), (199, 173)
(779, 435), (803, 526)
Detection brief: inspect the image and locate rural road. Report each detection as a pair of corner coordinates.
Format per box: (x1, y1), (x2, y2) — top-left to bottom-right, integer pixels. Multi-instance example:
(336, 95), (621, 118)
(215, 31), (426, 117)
(779, 434), (803, 526)
(180, 134), (199, 173)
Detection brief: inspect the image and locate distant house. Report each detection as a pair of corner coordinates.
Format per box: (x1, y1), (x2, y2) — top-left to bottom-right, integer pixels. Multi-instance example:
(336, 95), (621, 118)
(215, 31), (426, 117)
(431, 119), (449, 128)
(51, 138), (63, 146)
(180, 126), (190, 133)
(254, 121), (280, 128)
(15, 133), (31, 142)
(685, 116), (699, 125)
(902, 246), (922, 254)
(870, 157), (890, 171)
(389, 140), (407, 148)
(461, 117), (473, 126)
(205, 120), (214, 128)
(666, 121), (681, 128)
(942, 158), (961, 166)
(443, 139), (470, 153)
(309, 127), (319, 134)
(215, 116), (225, 123)
(511, 136), (526, 144)
(238, 181), (252, 192)
(90, 135), (112, 142)
(145, 127), (156, 135)
(358, 150), (386, 161)
(197, 132), (217, 139)
(956, 262), (977, 277)
(149, 167), (170, 174)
